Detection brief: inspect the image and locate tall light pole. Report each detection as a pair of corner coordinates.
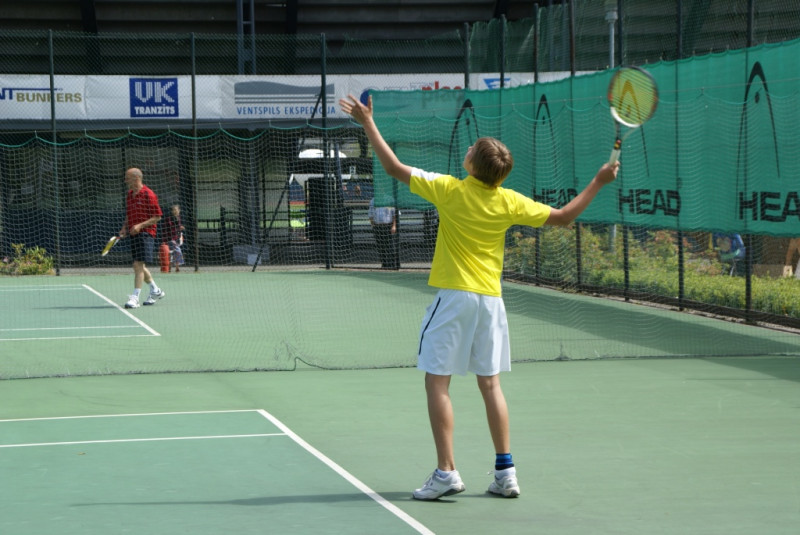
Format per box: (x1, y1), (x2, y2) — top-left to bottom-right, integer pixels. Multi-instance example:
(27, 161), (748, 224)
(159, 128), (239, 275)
(605, 1), (618, 70)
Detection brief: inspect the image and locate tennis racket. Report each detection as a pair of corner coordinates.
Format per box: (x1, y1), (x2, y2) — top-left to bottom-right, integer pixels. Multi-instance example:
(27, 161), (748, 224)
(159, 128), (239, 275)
(607, 66), (658, 164)
(100, 235), (121, 256)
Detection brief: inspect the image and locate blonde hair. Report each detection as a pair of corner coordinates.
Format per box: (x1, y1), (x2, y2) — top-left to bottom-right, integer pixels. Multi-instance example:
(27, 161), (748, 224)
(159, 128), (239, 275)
(469, 137), (514, 186)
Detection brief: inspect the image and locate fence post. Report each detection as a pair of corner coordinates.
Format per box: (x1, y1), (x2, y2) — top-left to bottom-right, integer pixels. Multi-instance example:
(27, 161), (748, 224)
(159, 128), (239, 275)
(220, 206), (228, 254)
(48, 30), (61, 276)
(676, 2), (685, 309)
(567, 0), (583, 287)
(533, 3), (539, 82)
(463, 22), (470, 90)
(623, 226), (630, 301)
(320, 33), (334, 269)
(741, 0), (754, 320)
(568, 0), (575, 74)
(605, 0), (618, 253)
(500, 15), (506, 89)
(191, 32), (199, 271)
(617, 0), (625, 65)
(741, 59), (753, 317)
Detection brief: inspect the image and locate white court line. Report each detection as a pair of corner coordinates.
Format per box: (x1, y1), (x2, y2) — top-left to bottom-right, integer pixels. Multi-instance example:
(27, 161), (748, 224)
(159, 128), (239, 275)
(1, 333), (161, 342)
(0, 409), (259, 423)
(0, 285), (85, 292)
(83, 284), (160, 336)
(257, 409), (435, 535)
(1, 325), (141, 332)
(0, 409), (434, 535)
(0, 433), (284, 449)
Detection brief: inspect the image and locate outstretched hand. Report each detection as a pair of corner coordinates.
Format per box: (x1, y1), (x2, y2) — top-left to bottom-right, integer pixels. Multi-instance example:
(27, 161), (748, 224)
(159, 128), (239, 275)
(339, 94), (373, 126)
(338, 93), (411, 184)
(595, 161), (620, 185)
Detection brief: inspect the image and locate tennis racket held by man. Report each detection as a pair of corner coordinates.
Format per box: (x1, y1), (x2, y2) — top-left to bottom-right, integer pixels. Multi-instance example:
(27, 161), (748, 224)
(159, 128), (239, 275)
(101, 235), (121, 256)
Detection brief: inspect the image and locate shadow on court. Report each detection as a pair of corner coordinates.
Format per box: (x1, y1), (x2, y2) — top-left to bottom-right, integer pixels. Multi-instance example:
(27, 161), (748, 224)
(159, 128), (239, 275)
(339, 270), (800, 359)
(697, 356), (800, 383)
(503, 284), (800, 358)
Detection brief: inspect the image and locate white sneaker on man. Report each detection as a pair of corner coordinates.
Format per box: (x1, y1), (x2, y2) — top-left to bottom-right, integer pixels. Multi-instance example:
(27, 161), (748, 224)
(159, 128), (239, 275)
(143, 288), (165, 306)
(488, 467), (520, 497)
(412, 469), (466, 500)
(124, 295), (139, 309)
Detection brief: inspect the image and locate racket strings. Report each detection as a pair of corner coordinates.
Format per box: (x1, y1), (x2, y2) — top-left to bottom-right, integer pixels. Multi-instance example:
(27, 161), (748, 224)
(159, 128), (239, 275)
(608, 69), (658, 127)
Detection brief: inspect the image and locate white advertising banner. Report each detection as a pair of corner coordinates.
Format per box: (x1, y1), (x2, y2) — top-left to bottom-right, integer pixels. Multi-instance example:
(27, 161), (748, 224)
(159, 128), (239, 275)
(0, 72), (574, 122)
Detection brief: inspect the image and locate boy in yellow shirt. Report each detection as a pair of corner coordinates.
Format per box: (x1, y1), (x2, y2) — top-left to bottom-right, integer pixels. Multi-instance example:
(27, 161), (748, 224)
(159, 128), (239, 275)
(340, 94), (619, 500)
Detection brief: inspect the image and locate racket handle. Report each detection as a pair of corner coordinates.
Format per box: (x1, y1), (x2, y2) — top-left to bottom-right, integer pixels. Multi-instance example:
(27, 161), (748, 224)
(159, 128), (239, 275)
(608, 138), (622, 165)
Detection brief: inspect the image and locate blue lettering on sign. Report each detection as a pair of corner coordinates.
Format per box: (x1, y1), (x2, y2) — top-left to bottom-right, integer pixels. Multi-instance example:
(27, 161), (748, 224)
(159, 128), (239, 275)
(130, 78), (178, 118)
(482, 77), (512, 90)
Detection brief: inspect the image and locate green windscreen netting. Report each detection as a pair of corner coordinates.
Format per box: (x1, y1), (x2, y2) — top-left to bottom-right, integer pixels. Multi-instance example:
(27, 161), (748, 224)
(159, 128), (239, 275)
(371, 38), (800, 237)
(5, 37), (800, 380)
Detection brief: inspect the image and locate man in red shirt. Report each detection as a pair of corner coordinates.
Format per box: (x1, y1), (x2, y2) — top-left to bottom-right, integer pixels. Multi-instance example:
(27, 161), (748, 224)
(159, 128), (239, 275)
(119, 167), (165, 308)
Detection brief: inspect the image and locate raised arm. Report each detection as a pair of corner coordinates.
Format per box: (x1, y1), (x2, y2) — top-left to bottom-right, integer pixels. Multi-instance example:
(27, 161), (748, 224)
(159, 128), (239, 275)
(339, 94), (412, 185)
(545, 163), (619, 226)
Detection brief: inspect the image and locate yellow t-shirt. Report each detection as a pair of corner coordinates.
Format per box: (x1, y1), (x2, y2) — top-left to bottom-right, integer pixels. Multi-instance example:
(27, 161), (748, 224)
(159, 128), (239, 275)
(410, 168), (551, 297)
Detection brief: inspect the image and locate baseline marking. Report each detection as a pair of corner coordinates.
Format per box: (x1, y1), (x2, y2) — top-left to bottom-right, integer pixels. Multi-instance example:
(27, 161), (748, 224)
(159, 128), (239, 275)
(0, 433), (284, 449)
(0, 409), (258, 424)
(1, 326), (141, 332)
(257, 409), (435, 535)
(0, 285), (85, 292)
(1, 334), (158, 342)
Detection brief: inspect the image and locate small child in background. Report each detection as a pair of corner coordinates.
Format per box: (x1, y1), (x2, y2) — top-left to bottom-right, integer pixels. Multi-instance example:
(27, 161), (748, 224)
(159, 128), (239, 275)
(166, 204), (185, 271)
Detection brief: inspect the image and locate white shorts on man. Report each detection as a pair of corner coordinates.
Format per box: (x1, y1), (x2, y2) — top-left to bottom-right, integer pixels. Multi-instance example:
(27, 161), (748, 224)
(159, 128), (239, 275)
(417, 289), (511, 376)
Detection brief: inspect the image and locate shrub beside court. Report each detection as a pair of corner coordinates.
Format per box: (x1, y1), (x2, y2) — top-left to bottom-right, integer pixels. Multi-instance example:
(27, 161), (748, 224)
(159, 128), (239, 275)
(0, 243), (55, 276)
(506, 227), (800, 321)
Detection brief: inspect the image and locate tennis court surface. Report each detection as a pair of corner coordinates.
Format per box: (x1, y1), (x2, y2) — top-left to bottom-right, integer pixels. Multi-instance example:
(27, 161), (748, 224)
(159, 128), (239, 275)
(1, 271), (799, 534)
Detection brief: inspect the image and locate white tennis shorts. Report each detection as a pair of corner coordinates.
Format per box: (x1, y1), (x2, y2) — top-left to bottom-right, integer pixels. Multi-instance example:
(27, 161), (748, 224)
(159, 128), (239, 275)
(417, 289), (511, 376)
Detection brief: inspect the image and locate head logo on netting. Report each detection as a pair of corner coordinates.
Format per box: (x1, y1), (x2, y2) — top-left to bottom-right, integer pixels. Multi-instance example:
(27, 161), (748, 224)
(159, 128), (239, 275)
(447, 98), (480, 176)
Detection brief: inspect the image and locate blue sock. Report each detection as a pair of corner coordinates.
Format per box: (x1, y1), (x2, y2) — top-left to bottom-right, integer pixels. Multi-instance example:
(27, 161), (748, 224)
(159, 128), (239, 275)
(495, 453), (514, 470)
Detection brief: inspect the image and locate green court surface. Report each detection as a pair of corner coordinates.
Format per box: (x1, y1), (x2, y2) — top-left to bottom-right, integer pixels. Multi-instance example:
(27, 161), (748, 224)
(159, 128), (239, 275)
(4, 270), (800, 379)
(2, 358), (799, 535)
(2, 270), (800, 534)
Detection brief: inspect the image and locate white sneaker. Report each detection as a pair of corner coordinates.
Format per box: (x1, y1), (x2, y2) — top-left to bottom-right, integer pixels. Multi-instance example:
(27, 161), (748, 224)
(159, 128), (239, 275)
(412, 469), (465, 500)
(488, 467), (520, 498)
(143, 288), (165, 306)
(124, 295), (139, 309)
